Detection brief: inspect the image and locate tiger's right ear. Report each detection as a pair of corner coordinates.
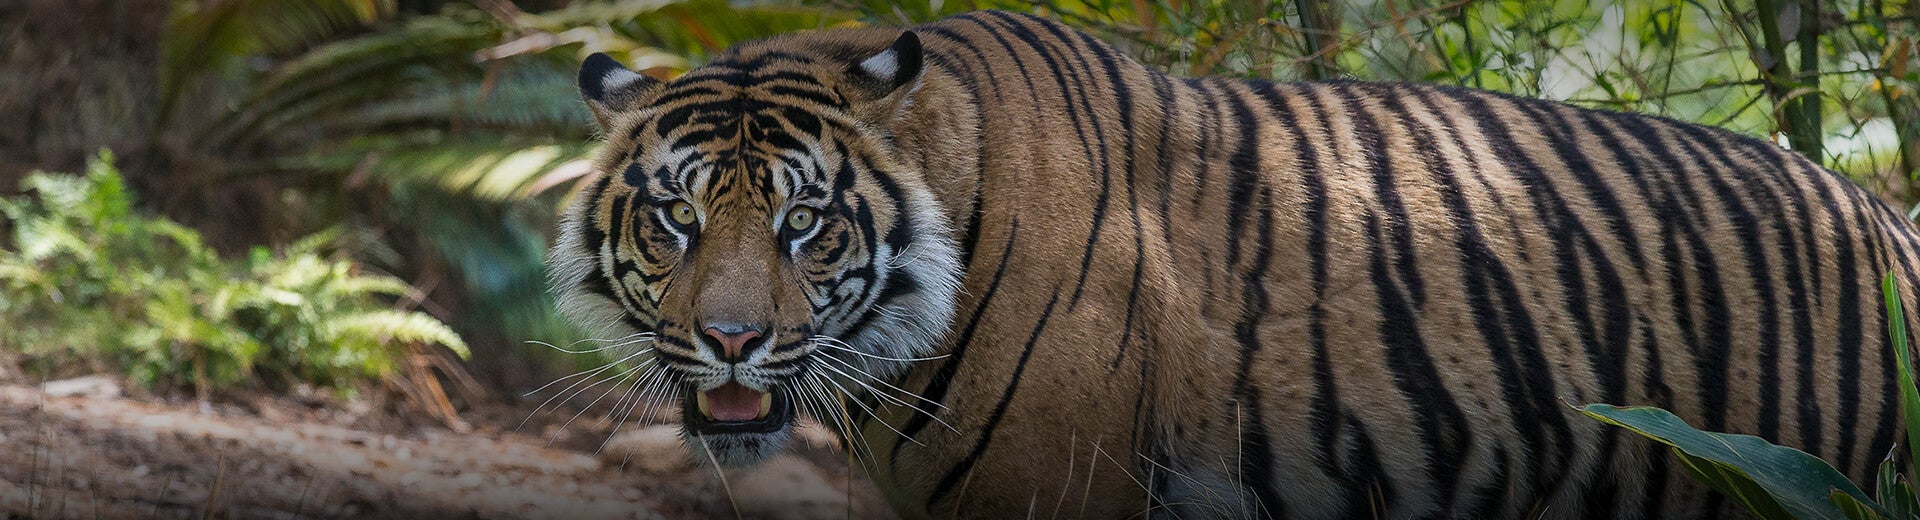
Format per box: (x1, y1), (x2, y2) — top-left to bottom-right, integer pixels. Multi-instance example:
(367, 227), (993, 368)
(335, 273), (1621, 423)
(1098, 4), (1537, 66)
(846, 31), (923, 100)
(579, 52), (661, 128)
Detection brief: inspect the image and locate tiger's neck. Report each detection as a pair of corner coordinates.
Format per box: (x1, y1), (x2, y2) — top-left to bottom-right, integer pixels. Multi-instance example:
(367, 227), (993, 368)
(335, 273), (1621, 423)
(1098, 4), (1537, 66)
(877, 64), (985, 259)
(850, 23), (1256, 515)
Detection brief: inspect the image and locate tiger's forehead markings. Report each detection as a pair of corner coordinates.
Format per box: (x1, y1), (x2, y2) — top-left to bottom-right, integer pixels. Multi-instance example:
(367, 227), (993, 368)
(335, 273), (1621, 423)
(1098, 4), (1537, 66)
(635, 53), (850, 144)
(622, 144), (803, 214)
(619, 53), (854, 211)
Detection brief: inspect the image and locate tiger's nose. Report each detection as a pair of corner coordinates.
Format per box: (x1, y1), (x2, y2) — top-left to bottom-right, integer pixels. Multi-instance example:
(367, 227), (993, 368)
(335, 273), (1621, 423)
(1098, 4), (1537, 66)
(702, 323), (766, 361)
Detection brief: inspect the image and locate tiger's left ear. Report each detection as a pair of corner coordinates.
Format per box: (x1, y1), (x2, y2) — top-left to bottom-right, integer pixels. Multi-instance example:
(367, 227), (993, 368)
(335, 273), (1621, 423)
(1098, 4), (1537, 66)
(579, 52), (662, 129)
(847, 31), (923, 100)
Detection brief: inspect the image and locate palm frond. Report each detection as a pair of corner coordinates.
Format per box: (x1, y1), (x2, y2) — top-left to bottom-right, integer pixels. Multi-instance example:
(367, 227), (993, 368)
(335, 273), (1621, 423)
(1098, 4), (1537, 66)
(158, 0), (396, 132)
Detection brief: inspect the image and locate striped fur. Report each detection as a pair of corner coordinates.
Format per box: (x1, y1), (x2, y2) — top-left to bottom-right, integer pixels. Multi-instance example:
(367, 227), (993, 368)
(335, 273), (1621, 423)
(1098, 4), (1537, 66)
(549, 10), (1918, 519)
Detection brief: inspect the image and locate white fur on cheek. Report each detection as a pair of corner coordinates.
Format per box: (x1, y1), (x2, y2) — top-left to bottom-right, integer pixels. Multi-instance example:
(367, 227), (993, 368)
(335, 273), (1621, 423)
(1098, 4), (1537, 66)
(832, 179), (965, 382)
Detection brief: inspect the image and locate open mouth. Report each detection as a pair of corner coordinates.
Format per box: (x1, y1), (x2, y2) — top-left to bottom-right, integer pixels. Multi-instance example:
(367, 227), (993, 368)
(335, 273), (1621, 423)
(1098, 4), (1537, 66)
(682, 382), (793, 434)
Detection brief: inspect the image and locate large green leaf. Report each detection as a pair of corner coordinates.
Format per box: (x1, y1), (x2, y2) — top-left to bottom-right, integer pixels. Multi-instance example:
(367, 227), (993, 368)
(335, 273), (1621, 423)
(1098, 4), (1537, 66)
(1580, 404), (1885, 520)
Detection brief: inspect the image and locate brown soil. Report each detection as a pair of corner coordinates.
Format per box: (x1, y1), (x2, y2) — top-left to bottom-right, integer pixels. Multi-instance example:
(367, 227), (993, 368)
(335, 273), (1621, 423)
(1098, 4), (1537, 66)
(0, 381), (897, 519)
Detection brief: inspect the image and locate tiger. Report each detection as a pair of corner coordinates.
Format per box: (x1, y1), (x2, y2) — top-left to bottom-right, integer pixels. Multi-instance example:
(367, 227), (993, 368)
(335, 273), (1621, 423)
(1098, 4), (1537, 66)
(546, 9), (1919, 519)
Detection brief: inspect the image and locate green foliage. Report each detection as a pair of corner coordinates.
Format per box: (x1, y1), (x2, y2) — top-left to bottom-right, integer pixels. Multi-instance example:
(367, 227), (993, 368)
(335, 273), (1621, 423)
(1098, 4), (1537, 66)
(1581, 271), (1920, 519)
(142, 0), (865, 363)
(1581, 404), (1883, 519)
(0, 152), (466, 393)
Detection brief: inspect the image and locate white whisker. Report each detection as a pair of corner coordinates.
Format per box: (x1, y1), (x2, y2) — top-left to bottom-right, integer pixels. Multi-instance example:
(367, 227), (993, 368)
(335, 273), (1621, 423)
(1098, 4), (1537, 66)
(809, 337), (949, 362)
(815, 353), (954, 413)
(818, 374), (924, 446)
(885, 243), (919, 269)
(598, 367), (675, 455)
(517, 348), (653, 431)
(812, 358), (958, 434)
(870, 304), (916, 323)
(695, 434), (745, 520)
(526, 333), (655, 355)
(518, 358), (619, 399)
(596, 363), (661, 429)
(550, 359), (656, 444)
(805, 374), (879, 475)
(616, 373), (685, 468)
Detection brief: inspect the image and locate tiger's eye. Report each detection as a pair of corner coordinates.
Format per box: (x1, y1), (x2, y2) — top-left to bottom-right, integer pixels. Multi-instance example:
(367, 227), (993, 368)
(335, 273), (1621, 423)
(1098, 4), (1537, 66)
(785, 207), (816, 232)
(669, 201), (697, 226)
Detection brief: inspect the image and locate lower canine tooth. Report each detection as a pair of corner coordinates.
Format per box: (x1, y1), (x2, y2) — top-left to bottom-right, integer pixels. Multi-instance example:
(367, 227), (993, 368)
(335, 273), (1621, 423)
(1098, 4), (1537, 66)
(697, 392), (712, 418)
(758, 393), (773, 418)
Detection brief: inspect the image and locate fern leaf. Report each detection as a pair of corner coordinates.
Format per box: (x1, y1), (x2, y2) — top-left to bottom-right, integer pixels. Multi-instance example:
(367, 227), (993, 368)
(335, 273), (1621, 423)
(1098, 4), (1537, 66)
(334, 310), (470, 358)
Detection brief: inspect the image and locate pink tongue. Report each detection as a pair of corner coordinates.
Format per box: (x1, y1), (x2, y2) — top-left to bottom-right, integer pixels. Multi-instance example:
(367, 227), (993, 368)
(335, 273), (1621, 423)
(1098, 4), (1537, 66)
(705, 383), (764, 422)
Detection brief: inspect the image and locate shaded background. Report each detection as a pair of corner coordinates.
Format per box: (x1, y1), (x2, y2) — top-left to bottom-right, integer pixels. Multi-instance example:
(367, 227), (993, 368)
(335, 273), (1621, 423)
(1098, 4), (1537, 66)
(2, 0), (1918, 518)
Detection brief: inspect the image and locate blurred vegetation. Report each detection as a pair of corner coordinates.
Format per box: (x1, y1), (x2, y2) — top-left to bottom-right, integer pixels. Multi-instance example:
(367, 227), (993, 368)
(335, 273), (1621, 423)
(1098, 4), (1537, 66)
(4, 0), (1920, 406)
(0, 152), (467, 410)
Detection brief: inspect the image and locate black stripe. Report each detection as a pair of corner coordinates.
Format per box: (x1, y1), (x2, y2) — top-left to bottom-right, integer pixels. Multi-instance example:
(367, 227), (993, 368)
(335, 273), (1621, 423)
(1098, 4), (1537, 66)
(1220, 82), (1265, 271)
(892, 220), (1019, 462)
(1333, 84), (1427, 308)
(917, 28), (996, 273)
(1338, 86), (1474, 513)
(1338, 412), (1394, 517)
(1835, 184), (1885, 474)
(1230, 183), (1286, 518)
(1744, 146), (1826, 458)
(1668, 127), (1784, 441)
(1277, 85), (1351, 508)
(1417, 87), (1571, 504)
(979, 11), (1116, 310)
(1149, 73), (1181, 250)
(1188, 78), (1223, 209)
(1517, 103), (1638, 408)
(1798, 162), (1862, 465)
(1605, 113), (1737, 433)
(1638, 316), (1674, 518)
(1058, 28), (1147, 370)
(927, 289), (1061, 509)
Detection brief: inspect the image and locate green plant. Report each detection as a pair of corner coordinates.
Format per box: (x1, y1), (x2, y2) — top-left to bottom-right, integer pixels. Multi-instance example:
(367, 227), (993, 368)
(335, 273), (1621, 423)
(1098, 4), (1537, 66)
(1580, 271), (1920, 519)
(152, 0), (862, 374)
(0, 151), (467, 398)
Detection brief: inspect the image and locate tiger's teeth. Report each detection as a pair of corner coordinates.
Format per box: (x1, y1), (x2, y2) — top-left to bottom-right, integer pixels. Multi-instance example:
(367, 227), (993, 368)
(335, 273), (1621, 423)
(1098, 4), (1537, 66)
(697, 391), (712, 418)
(758, 392), (773, 419)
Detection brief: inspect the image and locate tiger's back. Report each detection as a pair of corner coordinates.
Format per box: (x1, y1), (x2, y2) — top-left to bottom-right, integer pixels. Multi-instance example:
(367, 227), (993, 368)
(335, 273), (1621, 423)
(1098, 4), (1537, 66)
(851, 11), (1916, 518)
(551, 9), (1918, 519)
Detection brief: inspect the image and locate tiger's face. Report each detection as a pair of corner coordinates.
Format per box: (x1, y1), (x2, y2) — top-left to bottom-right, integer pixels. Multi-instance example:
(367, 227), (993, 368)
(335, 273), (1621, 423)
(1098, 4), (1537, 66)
(549, 33), (962, 466)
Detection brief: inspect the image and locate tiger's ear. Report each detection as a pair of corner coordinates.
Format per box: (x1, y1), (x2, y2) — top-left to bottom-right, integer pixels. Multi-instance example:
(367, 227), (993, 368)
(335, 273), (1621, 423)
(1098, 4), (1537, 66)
(846, 31), (923, 100)
(579, 52), (661, 128)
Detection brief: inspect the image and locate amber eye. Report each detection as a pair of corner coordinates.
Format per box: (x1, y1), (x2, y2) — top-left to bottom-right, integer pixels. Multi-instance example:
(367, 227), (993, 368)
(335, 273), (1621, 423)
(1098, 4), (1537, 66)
(785, 207), (816, 232)
(669, 201), (697, 227)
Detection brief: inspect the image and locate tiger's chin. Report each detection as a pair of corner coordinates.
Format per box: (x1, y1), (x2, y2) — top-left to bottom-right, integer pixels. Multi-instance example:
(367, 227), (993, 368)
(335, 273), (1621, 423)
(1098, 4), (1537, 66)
(680, 384), (798, 467)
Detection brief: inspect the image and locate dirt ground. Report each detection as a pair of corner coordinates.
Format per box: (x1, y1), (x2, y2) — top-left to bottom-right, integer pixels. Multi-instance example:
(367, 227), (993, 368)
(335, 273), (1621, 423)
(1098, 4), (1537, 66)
(0, 378), (897, 519)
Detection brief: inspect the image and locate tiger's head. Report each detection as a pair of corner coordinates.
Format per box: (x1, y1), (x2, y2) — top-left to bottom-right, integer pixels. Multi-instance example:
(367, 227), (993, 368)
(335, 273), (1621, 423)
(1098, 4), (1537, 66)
(547, 32), (964, 467)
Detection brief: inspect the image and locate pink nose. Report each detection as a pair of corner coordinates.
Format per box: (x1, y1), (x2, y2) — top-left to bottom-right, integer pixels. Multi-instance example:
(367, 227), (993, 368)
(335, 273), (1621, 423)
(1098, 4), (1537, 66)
(704, 326), (763, 360)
